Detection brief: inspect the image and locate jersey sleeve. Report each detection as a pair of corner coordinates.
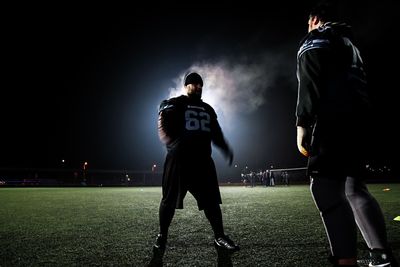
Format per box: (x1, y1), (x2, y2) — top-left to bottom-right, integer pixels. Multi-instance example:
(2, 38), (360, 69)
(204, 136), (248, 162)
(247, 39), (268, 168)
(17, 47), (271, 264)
(158, 99), (179, 144)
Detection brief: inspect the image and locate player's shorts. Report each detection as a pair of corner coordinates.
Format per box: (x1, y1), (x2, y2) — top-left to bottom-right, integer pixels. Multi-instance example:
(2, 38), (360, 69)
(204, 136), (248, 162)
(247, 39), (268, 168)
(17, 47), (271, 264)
(160, 153), (222, 210)
(307, 118), (371, 177)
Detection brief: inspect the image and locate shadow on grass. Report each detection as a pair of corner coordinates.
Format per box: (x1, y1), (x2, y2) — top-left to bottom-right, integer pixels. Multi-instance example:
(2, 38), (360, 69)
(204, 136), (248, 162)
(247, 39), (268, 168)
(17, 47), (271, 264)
(146, 247), (164, 267)
(146, 246), (234, 267)
(216, 249), (233, 267)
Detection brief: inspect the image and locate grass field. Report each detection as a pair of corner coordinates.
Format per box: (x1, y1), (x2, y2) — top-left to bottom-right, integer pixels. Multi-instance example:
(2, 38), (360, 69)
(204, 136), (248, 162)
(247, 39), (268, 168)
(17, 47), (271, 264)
(0, 184), (399, 266)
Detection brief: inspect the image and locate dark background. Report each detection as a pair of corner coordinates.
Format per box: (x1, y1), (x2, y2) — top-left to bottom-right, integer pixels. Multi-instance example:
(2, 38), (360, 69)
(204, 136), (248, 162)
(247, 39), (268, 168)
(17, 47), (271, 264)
(2, 1), (398, 177)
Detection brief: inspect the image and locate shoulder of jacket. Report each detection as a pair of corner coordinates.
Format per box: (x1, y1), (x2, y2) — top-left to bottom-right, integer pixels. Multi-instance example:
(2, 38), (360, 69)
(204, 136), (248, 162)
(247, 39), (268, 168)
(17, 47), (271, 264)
(297, 28), (332, 59)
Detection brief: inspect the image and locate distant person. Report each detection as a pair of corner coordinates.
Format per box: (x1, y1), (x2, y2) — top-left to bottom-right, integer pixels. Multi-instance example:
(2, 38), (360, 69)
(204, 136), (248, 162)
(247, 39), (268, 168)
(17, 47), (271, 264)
(250, 171), (255, 187)
(261, 170), (267, 186)
(295, 2), (398, 266)
(269, 171), (275, 187)
(241, 173), (247, 187)
(282, 171), (289, 186)
(265, 170), (270, 187)
(150, 72), (239, 265)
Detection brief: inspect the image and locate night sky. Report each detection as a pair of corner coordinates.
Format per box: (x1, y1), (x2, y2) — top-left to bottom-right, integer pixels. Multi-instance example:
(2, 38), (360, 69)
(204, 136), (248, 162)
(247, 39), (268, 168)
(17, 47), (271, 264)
(2, 1), (399, 176)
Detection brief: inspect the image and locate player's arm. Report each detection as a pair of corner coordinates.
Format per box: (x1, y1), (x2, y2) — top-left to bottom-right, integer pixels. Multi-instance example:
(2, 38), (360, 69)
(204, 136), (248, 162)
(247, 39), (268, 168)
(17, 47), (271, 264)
(296, 40), (330, 156)
(210, 114), (233, 166)
(158, 100), (178, 145)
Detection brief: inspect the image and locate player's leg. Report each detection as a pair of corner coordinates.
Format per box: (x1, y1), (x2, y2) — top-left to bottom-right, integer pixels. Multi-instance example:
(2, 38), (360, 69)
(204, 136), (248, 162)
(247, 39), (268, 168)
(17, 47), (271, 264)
(155, 202), (175, 250)
(153, 156), (186, 252)
(203, 204), (240, 252)
(190, 180), (224, 239)
(154, 187), (187, 250)
(203, 204), (224, 239)
(310, 176), (358, 266)
(193, 184), (240, 252)
(192, 159), (240, 252)
(148, 201), (175, 267)
(345, 177), (398, 267)
(345, 177), (387, 250)
(190, 187), (239, 252)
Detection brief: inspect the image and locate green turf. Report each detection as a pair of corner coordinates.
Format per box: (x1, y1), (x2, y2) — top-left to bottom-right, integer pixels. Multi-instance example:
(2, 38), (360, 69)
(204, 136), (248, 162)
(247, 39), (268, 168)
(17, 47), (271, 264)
(0, 184), (399, 266)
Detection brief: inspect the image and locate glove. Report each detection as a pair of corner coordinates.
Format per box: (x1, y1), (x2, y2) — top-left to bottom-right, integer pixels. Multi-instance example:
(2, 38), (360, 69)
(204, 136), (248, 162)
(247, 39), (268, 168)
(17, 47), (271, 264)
(296, 126), (311, 157)
(227, 148), (233, 166)
(224, 147), (234, 166)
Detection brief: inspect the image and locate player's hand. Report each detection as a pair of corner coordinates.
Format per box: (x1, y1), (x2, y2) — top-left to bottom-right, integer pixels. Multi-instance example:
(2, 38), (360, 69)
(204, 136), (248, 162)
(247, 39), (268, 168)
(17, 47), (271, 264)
(297, 126), (311, 157)
(226, 148), (234, 166)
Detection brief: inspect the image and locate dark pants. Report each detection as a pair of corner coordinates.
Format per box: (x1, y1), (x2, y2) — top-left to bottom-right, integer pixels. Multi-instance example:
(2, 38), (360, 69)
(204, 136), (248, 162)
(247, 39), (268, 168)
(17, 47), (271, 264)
(310, 176), (388, 258)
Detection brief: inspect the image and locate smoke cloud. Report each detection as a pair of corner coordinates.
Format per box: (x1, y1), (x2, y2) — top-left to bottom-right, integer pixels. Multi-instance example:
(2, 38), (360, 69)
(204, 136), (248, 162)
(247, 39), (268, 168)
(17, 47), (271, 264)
(168, 52), (293, 128)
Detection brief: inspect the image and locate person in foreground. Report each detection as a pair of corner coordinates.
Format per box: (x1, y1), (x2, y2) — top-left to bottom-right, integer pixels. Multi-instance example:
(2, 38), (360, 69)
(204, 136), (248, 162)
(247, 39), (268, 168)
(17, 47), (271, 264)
(295, 2), (398, 267)
(149, 72), (239, 266)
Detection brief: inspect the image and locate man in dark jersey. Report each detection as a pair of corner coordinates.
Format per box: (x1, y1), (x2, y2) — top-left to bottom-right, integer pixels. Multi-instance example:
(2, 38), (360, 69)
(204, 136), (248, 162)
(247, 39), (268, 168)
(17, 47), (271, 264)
(152, 72), (239, 260)
(295, 2), (398, 266)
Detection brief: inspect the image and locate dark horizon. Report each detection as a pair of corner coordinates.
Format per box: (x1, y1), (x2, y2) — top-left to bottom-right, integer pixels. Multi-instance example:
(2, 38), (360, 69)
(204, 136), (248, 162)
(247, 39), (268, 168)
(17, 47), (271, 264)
(2, 1), (399, 177)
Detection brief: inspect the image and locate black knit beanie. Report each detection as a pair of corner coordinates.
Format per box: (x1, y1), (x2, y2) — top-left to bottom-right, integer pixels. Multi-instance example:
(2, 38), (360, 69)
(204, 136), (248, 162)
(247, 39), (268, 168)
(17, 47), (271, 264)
(184, 72), (203, 86)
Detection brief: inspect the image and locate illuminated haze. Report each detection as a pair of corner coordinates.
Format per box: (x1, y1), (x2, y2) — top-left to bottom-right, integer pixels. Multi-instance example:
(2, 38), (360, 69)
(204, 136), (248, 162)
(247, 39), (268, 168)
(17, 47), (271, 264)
(167, 54), (286, 129)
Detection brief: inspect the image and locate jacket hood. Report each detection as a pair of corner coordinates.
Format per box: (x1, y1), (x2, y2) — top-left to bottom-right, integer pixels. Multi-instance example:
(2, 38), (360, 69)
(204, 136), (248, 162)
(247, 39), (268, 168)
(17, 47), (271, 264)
(319, 22), (353, 39)
(299, 21), (353, 47)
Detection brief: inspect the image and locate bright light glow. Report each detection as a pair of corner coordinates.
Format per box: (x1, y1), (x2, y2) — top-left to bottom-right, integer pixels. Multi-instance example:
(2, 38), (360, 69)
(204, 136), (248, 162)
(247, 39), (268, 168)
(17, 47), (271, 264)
(168, 58), (275, 129)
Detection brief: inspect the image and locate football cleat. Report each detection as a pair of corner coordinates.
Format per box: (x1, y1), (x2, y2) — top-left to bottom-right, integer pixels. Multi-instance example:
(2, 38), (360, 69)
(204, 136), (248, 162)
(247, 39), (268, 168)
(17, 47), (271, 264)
(357, 249), (398, 267)
(368, 249), (398, 267)
(153, 234), (167, 251)
(214, 235), (240, 252)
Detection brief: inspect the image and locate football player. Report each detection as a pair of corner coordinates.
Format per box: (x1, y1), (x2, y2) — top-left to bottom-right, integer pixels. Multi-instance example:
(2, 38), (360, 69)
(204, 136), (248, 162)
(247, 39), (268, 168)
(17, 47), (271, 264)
(152, 72), (239, 262)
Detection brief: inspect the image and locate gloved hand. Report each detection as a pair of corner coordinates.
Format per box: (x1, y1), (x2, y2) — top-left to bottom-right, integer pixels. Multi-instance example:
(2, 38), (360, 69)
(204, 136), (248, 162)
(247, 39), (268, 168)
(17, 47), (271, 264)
(225, 147), (234, 166)
(297, 126), (311, 157)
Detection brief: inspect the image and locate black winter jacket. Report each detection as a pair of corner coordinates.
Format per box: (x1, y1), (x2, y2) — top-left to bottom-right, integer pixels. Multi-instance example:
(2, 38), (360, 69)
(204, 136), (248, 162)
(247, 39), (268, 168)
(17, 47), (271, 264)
(296, 22), (371, 175)
(296, 22), (369, 127)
